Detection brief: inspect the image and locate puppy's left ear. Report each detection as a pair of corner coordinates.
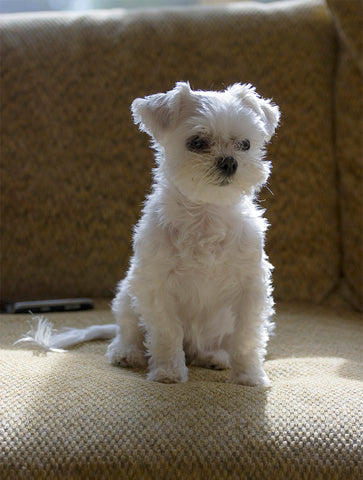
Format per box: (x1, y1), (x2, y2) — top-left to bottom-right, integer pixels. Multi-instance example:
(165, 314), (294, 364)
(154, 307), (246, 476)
(227, 83), (280, 142)
(131, 82), (192, 141)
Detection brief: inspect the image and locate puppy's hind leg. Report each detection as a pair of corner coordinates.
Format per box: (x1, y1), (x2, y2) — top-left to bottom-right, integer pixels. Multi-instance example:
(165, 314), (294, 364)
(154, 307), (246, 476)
(188, 309), (233, 370)
(191, 349), (230, 370)
(106, 280), (147, 368)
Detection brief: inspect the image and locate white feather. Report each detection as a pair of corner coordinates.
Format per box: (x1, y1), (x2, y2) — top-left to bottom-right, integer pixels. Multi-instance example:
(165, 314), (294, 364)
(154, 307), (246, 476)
(15, 316), (118, 352)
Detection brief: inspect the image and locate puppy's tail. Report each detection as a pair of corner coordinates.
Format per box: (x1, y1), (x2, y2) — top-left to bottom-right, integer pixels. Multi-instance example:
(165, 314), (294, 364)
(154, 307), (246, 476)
(14, 316), (119, 352)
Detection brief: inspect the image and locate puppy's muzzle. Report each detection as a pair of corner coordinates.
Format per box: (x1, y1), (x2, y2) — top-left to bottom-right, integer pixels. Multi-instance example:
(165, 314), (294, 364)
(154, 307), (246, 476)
(216, 156), (238, 177)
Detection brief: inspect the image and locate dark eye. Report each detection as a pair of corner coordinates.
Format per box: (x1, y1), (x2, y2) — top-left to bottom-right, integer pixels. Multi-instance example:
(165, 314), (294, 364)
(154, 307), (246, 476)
(187, 136), (210, 152)
(236, 139), (250, 151)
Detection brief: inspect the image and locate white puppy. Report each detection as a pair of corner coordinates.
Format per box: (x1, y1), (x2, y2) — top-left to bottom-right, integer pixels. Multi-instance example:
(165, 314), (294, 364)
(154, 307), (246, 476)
(16, 82), (280, 386)
(107, 82), (280, 385)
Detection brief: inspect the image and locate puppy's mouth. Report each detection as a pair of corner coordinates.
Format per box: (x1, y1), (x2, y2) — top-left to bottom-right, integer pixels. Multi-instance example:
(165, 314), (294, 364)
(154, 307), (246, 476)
(216, 176), (233, 187)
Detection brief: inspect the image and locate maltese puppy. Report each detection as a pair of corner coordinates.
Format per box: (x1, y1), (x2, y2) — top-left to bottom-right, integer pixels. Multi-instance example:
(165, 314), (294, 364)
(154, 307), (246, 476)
(16, 82), (280, 386)
(107, 82), (280, 385)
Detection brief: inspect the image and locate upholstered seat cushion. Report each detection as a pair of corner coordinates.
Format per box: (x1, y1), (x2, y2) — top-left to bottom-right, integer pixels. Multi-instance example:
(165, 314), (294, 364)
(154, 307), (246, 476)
(1, 302), (362, 479)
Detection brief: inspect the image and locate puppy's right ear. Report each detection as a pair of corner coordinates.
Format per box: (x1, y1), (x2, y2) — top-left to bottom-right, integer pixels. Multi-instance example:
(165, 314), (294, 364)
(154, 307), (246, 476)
(227, 83), (280, 142)
(131, 82), (192, 141)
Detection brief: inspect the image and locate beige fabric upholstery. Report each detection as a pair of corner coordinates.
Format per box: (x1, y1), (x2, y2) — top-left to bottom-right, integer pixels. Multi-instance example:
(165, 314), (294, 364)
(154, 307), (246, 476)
(0, 0), (346, 306)
(326, 0), (363, 310)
(1, 303), (362, 480)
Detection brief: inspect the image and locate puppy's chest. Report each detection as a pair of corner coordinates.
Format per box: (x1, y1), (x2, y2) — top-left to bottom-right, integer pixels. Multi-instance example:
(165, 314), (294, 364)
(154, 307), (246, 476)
(170, 224), (239, 273)
(165, 226), (243, 309)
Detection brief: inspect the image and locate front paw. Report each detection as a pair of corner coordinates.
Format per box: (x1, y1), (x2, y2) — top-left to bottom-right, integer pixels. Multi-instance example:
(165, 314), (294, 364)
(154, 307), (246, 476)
(147, 364), (188, 384)
(229, 367), (270, 387)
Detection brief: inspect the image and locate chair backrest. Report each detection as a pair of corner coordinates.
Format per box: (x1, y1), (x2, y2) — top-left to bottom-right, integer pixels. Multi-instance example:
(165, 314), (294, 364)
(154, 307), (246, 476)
(1, 0), (361, 310)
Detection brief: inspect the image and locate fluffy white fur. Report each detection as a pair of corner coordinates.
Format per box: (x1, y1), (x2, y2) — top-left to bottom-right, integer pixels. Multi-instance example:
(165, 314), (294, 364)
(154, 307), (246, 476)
(108, 82), (280, 385)
(16, 82), (279, 387)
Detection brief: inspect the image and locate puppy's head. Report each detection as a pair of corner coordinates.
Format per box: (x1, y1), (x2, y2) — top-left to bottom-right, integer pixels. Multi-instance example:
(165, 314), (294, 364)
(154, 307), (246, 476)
(131, 82), (280, 205)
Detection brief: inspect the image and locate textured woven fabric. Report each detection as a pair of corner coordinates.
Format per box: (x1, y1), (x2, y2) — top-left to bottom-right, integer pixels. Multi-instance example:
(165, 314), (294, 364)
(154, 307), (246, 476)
(0, 0), (342, 305)
(1, 302), (362, 479)
(326, 0), (363, 310)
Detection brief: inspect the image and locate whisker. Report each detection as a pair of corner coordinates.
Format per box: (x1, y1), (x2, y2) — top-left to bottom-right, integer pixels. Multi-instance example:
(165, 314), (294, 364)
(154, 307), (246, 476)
(264, 183), (274, 196)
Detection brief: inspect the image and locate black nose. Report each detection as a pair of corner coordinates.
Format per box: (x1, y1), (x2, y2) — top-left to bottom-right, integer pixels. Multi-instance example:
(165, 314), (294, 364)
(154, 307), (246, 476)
(216, 156), (238, 176)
